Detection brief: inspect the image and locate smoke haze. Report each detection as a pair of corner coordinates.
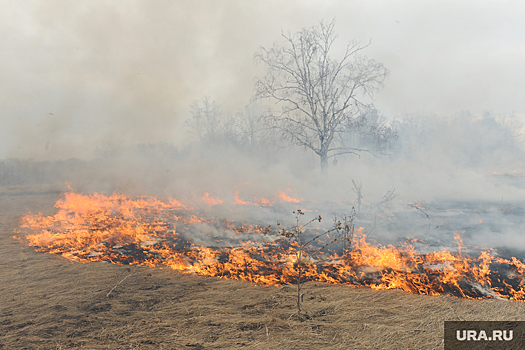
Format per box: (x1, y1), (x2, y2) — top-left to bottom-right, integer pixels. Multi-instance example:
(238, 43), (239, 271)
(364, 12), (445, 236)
(3, 0), (525, 159)
(3, 1), (525, 253)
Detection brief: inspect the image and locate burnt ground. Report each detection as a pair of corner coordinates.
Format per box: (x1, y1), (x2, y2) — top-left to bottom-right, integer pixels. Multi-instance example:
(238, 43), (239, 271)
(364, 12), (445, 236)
(1, 185), (525, 349)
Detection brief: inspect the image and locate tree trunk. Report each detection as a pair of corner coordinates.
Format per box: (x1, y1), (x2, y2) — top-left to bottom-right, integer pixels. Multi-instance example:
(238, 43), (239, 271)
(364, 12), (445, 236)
(320, 152), (328, 170)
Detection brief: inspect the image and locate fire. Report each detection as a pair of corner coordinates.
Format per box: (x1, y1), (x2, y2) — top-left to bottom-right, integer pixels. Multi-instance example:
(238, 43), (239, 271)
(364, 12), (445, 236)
(200, 193), (223, 206)
(234, 189), (300, 207)
(276, 189), (301, 203)
(14, 190), (525, 302)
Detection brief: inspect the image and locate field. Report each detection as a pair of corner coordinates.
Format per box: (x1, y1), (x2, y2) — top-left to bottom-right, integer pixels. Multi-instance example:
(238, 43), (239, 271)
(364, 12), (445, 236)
(1, 185), (525, 349)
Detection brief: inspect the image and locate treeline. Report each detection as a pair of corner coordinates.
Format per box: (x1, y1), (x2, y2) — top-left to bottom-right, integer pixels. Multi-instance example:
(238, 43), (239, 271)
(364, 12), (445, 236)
(183, 98), (398, 164)
(2, 111), (524, 187)
(389, 111), (525, 169)
(0, 158), (89, 186)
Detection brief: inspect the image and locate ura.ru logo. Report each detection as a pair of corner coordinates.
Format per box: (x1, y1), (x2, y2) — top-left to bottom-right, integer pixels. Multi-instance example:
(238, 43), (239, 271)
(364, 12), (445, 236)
(456, 330), (513, 341)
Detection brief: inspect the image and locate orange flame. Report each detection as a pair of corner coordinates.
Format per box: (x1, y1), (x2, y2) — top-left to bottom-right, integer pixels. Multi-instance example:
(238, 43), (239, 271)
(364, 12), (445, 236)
(276, 189), (301, 204)
(234, 189), (300, 207)
(14, 190), (525, 302)
(200, 193), (223, 206)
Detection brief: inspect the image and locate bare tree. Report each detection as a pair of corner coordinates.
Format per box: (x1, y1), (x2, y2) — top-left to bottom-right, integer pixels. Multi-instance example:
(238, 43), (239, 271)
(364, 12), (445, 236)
(185, 96), (223, 141)
(234, 102), (266, 149)
(339, 108), (397, 154)
(254, 20), (388, 169)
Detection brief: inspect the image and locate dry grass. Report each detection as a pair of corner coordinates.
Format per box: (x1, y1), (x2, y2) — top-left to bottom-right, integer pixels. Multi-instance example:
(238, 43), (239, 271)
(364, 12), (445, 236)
(1, 185), (524, 349)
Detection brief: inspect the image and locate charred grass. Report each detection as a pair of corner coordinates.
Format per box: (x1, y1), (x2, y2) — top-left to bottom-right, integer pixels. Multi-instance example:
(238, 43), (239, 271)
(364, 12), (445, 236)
(1, 185), (525, 349)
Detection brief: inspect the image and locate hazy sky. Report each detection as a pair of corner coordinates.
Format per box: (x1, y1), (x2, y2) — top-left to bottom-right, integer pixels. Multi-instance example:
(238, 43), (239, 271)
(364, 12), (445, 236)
(2, 0), (525, 160)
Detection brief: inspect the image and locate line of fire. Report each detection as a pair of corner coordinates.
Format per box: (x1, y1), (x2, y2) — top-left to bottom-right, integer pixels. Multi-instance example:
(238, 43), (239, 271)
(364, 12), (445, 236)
(14, 189), (525, 302)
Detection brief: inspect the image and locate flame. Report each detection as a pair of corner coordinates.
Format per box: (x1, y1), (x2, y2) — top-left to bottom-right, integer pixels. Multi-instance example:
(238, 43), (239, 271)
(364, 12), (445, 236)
(234, 189), (300, 207)
(276, 189), (301, 203)
(200, 193), (223, 206)
(14, 190), (525, 302)
(491, 170), (525, 177)
(234, 191), (251, 206)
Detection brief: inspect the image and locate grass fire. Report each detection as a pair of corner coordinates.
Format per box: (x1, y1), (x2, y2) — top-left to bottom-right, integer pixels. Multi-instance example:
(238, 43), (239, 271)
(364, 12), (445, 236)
(4, 2), (525, 348)
(15, 190), (525, 304)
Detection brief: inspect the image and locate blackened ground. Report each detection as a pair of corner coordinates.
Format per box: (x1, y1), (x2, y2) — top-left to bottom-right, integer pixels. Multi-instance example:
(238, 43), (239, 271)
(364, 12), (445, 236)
(1, 185), (525, 349)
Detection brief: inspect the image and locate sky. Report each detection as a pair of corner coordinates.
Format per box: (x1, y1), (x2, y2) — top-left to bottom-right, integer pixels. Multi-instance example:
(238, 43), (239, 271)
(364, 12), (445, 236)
(2, 0), (525, 160)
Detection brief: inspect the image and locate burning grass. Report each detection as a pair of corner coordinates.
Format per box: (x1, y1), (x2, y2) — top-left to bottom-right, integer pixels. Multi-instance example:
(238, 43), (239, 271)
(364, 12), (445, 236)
(14, 189), (525, 302)
(3, 185), (525, 349)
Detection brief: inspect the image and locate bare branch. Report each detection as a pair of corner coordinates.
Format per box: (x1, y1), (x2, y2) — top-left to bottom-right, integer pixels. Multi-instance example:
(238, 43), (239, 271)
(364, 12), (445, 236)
(254, 20), (389, 169)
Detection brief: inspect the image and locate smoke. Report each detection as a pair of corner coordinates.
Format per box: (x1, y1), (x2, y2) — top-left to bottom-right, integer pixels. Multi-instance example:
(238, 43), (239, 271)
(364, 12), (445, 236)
(3, 1), (525, 160)
(3, 1), (525, 254)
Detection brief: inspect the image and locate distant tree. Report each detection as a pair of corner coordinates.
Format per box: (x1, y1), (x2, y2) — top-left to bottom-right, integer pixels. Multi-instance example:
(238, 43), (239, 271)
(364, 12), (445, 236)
(254, 20), (388, 169)
(185, 97), (223, 141)
(339, 108), (397, 154)
(234, 103), (265, 149)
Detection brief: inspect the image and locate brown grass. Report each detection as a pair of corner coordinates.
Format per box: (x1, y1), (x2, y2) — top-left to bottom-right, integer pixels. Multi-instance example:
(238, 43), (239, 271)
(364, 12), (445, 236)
(1, 185), (524, 349)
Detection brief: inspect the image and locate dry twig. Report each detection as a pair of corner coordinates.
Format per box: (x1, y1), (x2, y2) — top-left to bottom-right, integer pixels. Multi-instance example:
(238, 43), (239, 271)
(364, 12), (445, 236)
(107, 271), (135, 298)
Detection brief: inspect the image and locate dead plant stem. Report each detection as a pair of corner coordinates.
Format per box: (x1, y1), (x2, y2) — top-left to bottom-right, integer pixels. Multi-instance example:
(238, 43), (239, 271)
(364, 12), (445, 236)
(106, 271), (135, 298)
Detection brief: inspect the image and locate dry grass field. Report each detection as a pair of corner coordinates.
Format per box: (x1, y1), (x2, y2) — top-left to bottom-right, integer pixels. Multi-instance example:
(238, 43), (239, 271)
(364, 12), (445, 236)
(1, 185), (525, 349)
